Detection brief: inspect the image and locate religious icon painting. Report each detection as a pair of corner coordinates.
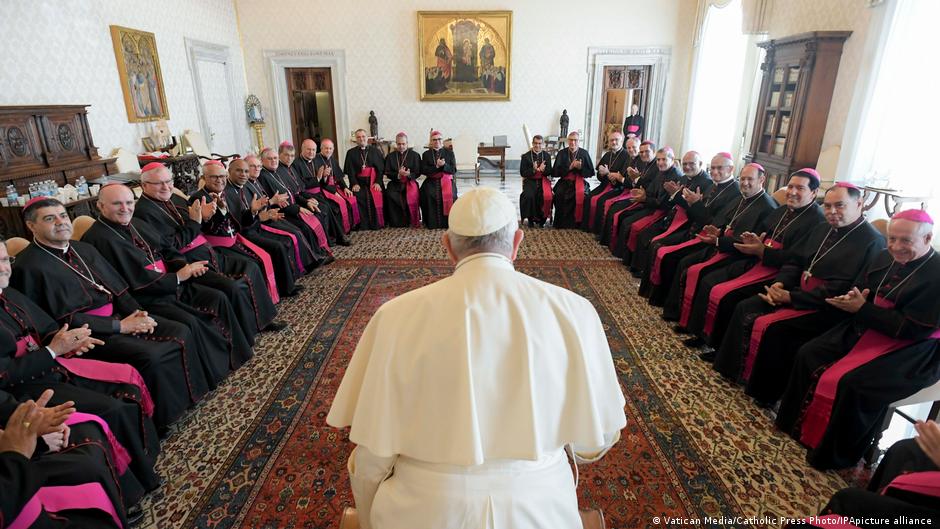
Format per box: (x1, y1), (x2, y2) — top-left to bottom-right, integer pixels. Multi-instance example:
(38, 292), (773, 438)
(417, 11), (512, 101)
(110, 25), (170, 122)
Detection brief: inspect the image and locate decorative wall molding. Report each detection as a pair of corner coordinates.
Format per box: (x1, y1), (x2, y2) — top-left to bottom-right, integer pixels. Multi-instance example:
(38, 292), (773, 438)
(185, 38), (248, 153)
(265, 49), (349, 149)
(584, 46), (671, 155)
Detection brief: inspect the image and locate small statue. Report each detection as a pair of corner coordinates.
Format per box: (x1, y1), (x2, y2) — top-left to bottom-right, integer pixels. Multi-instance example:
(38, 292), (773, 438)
(560, 109), (569, 138)
(369, 110), (378, 139)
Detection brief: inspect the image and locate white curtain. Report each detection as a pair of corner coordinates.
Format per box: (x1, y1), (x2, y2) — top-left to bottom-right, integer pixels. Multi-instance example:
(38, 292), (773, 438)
(683, 0), (751, 159)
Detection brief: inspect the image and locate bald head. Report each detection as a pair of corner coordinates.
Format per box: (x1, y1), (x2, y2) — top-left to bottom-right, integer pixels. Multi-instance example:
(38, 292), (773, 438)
(681, 151), (702, 177)
(202, 162), (228, 193)
(97, 184), (136, 225)
(301, 139), (317, 160)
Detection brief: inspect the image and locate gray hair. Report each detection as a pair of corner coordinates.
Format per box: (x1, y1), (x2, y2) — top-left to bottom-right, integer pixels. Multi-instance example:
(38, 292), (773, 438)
(447, 219), (518, 258)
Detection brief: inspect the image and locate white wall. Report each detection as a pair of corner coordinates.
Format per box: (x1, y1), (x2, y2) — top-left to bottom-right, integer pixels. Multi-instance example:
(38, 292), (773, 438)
(236, 0), (694, 159)
(0, 0), (251, 157)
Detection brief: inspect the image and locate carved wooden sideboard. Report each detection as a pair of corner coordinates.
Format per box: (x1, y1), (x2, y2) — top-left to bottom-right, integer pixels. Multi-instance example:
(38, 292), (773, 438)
(0, 105), (118, 238)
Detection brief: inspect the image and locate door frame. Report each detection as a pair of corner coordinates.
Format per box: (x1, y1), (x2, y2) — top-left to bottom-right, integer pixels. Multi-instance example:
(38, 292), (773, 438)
(584, 46), (671, 156)
(185, 38), (246, 153)
(266, 49), (349, 152)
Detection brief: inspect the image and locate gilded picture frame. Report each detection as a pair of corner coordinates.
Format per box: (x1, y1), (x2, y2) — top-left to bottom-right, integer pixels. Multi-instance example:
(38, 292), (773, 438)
(110, 25), (170, 122)
(417, 11), (512, 101)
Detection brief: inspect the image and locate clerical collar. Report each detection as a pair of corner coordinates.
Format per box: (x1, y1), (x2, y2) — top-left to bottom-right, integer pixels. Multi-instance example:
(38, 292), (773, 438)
(788, 201), (815, 213)
(903, 248), (936, 268)
(454, 252), (514, 272)
(715, 176), (735, 186)
(100, 217), (131, 232)
(35, 240), (69, 254)
(835, 215), (865, 233)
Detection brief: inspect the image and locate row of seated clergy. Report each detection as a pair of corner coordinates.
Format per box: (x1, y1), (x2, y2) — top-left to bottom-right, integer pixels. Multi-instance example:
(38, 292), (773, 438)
(610, 150), (940, 471)
(0, 159), (328, 524)
(792, 421), (940, 528)
(288, 130), (458, 231)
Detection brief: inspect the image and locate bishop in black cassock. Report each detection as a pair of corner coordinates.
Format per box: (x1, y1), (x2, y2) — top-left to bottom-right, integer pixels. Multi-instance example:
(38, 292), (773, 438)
(598, 145), (656, 247)
(613, 148), (682, 262)
(294, 139), (356, 238)
(551, 134), (595, 229)
(420, 132), (459, 229)
(344, 130), (386, 230)
(383, 134), (422, 228)
(519, 136), (554, 228)
(581, 133), (632, 234)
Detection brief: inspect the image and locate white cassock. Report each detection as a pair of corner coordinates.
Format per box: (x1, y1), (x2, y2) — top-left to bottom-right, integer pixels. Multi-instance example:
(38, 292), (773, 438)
(327, 252), (627, 529)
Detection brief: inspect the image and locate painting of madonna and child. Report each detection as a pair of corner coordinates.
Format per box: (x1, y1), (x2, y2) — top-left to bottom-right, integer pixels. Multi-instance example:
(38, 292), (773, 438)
(418, 11), (512, 101)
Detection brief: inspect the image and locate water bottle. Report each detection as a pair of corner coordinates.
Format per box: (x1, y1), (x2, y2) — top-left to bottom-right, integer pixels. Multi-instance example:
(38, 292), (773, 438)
(76, 176), (89, 197)
(5, 184), (18, 206)
(28, 182), (38, 199)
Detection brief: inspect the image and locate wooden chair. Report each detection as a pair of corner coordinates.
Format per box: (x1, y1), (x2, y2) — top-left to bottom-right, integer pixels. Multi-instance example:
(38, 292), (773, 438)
(180, 129), (240, 165)
(871, 218), (888, 238)
(71, 215), (96, 241)
(339, 507), (359, 529)
(772, 187), (788, 206)
(4, 237), (30, 256)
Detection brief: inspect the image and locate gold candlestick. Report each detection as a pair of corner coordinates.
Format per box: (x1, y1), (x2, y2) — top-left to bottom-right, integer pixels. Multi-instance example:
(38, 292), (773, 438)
(251, 122), (265, 152)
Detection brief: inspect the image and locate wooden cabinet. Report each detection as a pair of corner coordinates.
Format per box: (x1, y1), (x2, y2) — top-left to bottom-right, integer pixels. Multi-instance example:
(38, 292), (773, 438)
(0, 105), (118, 238)
(746, 32), (851, 191)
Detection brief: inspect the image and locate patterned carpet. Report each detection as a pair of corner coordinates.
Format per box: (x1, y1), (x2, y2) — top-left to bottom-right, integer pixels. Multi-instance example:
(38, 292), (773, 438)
(138, 228), (863, 529)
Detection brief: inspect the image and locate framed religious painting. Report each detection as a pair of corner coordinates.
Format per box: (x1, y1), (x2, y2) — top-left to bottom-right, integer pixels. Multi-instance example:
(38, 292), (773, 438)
(417, 11), (512, 101)
(109, 25), (170, 122)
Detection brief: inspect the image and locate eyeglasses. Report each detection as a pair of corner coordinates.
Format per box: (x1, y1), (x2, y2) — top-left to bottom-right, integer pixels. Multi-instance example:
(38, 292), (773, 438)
(143, 179), (174, 187)
(0, 256), (14, 264)
(709, 165), (729, 171)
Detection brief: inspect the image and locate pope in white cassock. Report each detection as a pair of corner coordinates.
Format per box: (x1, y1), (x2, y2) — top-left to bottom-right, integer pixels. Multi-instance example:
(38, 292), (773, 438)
(327, 187), (627, 529)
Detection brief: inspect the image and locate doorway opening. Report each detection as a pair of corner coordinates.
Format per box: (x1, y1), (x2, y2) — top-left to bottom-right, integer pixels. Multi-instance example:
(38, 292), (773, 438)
(598, 65), (651, 155)
(286, 67), (337, 156)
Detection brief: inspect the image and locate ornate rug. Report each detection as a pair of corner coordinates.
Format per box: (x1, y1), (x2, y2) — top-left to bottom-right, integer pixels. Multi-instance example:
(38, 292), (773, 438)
(138, 228), (860, 529)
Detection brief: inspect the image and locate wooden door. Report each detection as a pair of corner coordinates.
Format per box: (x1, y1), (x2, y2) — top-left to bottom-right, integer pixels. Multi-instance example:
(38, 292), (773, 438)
(286, 68), (337, 155)
(597, 65), (651, 158)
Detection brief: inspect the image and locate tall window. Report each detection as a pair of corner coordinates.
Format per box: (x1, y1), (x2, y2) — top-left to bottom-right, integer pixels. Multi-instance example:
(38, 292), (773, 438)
(684, 0), (750, 158)
(844, 0), (940, 203)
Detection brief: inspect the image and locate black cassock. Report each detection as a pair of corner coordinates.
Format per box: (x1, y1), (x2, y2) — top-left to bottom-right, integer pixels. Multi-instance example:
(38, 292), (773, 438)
(581, 149), (631, 234)
(598, 158), (654, 247)
(224, 183), (303, 295)
(690, 202), (825, 347)
(244, 177), (325, 271)
(793, 438), (940, 526)
(776, 248), (940, 470)
(82, 217), (243, 384)
(0, 440), (126, 528)
(623, 114), (644, 138)
(189, 188), (279, 332)
(344, 146), (386, 230)
(713, 218), (886, 402)
(551, 147), (595, 229)
(652, 190), (775, 311)
(519, 150), (554, 227)
(630, 169), (712, 274)
(383, 149), (422, 228)
(420, 148), (459, 229)
(258, 166), (337, 250)
(613, 164), (683, 261)
(295, 155), (357, 235)
(134, 194), (258, 356)
(11, 241), (198, 431)
(0, 291), (160, 500)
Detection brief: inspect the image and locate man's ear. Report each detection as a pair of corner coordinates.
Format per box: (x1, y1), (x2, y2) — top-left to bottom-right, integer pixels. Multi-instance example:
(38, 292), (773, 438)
(442, 232), (459, 264)
(510, 229), (524, 261)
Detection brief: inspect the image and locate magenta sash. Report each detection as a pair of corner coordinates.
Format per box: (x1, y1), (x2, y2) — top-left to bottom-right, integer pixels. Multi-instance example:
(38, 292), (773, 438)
(587, 182), (609, 230)
(144, 259), (166, 273)
(398, 174), (421, 227)
(603, 192), (632, 219)
(260, 224), (305, 274)
(741, 275), (825, 381)
(299, 211), (332, 254)
(321, 189), (351, 233)
(180, 233), (208, 254)
(883, 471), (940, 499)
(563, 172), (586, 223)
(85, 303), (114, 317)
(430, 172), (455, 215)
(205, 234), (279, 304)
(626, 125), (640, 134)
(627, 210), (666, 252)
(703, 240), (783, 336)
(799, 296), (940, 448)
(14, 336), (155, 417)
(608, 202), (643, 251)
(9, 483), (123, 529)
(347, 193), (361, 226)
(651, 237), (702, 286)
(65, 412), (132, 475)
(678, 248), (732, 327)
(359, 167), (385, 228)
(534, 171), (553, 220)
(652, 207), (689, 244)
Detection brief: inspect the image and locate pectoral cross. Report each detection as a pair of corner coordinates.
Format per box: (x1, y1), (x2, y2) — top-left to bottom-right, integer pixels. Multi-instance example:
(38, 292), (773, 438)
(802, 270), (812, 282)
(25, 336), (39, 352)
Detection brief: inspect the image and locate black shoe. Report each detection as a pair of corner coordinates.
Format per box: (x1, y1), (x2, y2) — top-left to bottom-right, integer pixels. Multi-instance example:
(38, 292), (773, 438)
(127, 505), (144, 526)
(263, 320), (288, 332)
(322, 255), (336, 265)
(338, 235), (352, 246)
(284, 285), (305, 297)
(697, 350), (716, 362)
(672, 324), (688, 334)
(683, 336), (705, 347)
